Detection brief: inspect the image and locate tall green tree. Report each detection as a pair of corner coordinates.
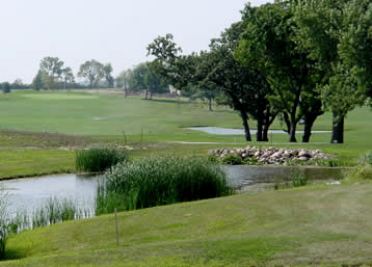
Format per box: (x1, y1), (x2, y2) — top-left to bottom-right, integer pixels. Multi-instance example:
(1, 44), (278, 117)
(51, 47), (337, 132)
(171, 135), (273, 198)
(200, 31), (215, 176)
(61, 67), (75, 89)
(32, 70), (46, 90)
(39, 57), (64, 89)
(294, 0), (372, 143)
(237, 2), (321, 143)
(103, 63), (114, 88)
(78, 60), (104, 88)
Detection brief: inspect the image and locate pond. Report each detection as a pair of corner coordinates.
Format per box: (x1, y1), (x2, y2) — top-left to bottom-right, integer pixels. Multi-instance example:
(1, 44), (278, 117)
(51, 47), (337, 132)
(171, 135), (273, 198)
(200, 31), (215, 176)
(0, 165), (345, 217)
(0, 174), (100, 217)
(187, 127), (331, 136)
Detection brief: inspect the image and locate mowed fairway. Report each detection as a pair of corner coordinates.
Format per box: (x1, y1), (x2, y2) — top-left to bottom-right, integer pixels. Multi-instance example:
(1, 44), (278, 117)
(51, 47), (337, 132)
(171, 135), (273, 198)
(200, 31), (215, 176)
(0, 91), (241, 139)
(0, 90), (370, 179)
(2, 183), (372, 266)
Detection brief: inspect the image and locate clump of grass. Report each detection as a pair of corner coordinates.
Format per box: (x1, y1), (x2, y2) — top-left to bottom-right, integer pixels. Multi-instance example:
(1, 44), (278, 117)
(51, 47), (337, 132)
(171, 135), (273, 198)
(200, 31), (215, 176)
(221, 154), (243, 165)
(5, 198), (92, 232)
(31, 198), (84, 228)
(96, 156), (232, 215)
(291, 171), (308, 187)
(359, 152), (372, 165)
(76, 147), (128, 173)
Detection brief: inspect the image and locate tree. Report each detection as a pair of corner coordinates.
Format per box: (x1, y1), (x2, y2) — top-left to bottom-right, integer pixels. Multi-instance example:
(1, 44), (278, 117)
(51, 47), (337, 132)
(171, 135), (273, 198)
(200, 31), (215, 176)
(144, 62), (169, 99)
(237, 2), (320, 143)
(103, 64), (114, 88)
(294, 0), (372, 143)
(78, 60), (104, 88)
(116, 69), (133, 97)
(61, 67), (75, 89)
(32, 70), (46, 90)
(148, 32), (275, 142)
(214, 20), (278, 142)
(39, 57), (64, 89)
(1, 82), (11, 94)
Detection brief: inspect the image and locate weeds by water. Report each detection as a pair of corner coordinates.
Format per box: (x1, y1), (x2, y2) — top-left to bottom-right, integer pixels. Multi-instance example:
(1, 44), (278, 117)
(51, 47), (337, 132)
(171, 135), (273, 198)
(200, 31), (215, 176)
(0, 188), (7, 259)
(76, 147), (128, 173)
(96, 156), (232, 215)
(8, 198), (92, 233)
(359, 151), (372, 165)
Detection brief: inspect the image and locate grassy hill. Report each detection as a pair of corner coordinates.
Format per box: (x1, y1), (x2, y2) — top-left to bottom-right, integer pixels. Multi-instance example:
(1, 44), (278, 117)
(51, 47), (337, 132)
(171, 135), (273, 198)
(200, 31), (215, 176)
(1, 182), (372, 266)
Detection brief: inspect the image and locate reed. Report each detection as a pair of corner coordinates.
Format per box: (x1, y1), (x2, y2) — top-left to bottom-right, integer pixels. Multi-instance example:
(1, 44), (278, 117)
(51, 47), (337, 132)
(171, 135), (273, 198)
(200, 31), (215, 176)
(75, 147), (128, 173)
(0, 188), (8, 259)
(96, 156), (232, 215)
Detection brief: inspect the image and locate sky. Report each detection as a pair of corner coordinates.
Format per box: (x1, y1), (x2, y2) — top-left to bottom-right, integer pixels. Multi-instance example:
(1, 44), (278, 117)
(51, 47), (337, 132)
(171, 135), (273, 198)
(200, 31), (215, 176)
(0, 0), (272, 83)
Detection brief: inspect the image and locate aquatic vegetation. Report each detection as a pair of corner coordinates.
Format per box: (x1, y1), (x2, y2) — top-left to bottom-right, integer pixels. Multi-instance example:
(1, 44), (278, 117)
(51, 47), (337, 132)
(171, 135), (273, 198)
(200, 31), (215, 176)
(76, 147), (129, 173)
(96, 156), (232, 215)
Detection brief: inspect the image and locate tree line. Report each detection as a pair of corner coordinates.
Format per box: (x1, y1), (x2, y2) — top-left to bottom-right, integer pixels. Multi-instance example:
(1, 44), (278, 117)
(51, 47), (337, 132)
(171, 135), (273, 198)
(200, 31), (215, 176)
(31, 57), (114, 90)
(145, 0), (372, 144)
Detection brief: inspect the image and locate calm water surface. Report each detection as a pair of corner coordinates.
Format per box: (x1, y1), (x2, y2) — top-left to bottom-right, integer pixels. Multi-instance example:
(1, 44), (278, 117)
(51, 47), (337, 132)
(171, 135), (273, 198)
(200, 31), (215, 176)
(0, 166), (344, 215)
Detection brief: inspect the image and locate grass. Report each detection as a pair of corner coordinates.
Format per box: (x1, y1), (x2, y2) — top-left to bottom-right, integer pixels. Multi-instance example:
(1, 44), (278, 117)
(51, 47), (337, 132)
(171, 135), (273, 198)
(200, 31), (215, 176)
(75, 147), (128, 173)
(96, 156), (231, 214)
(0, 90), (370, 178)
(0, 150), (74, 180)
(0, 183), (371, 266)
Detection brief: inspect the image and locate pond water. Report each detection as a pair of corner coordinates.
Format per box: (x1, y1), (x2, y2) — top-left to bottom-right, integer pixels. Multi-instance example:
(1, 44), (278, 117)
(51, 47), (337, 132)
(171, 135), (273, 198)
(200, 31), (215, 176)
(188, 127), (331, 136)
(0, 174), (100, 217)
(0, 166), (345, 217)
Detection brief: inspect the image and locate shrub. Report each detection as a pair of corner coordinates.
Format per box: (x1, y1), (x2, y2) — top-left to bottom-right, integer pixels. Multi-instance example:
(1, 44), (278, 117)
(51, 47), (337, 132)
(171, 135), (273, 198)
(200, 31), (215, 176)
(76, 147), (128, 173)
(291, 171), (308, 187)
(96, 156), (232, 215)
(221, 154), (243, 165)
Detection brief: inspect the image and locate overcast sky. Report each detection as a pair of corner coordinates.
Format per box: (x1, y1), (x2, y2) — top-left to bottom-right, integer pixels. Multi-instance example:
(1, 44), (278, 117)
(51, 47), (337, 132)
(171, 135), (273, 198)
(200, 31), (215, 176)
(0, 0), (272, 83)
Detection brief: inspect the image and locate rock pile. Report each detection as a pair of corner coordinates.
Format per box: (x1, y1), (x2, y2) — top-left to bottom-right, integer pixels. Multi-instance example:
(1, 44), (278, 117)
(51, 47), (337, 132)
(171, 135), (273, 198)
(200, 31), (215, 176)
(209, 146), (330, 165)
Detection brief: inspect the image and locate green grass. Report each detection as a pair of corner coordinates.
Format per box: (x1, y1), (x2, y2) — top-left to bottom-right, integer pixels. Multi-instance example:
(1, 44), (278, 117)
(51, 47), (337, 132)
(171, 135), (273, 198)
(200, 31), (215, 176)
(1, 183), (372, 266)
(0, 90), (370, 178)
(0, 150), (74, 179)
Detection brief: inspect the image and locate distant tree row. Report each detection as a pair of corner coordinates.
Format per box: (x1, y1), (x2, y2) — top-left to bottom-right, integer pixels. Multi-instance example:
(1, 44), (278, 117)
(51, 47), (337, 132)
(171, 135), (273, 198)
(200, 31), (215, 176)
(31, 57), (114, 90)
(0, 79), (29, 93)
(147, 0), (372, 144)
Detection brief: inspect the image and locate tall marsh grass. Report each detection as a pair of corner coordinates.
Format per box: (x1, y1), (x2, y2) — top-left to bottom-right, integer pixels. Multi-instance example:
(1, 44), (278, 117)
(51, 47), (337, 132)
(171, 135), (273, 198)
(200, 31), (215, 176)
(9, 198), (92, 233)
(0, 188), (7, 259)
(96, 156), (232, 215)
(76, 147), (128, 173)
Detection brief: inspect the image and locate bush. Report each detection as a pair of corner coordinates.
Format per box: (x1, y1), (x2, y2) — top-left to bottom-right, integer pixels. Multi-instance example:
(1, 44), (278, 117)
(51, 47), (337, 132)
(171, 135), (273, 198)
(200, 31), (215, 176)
(75, 147), (128, 173)
(96, 156), (232, 215)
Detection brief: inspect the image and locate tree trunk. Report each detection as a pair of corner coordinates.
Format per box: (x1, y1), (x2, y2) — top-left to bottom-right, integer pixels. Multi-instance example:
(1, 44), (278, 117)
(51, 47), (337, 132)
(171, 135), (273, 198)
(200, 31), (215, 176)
(256, 117), (263, 142)
(331, 112), (344, 144)
(262, 126), (269, 142)
(289, 111), (297, 143)
(208, 97), (213, 112)
(302, 116), (314, 143)
(240, 110), (251, 142)
(289, 123), (297, 143)
(302, 113), (320, 143)
(283, 113), (291, 134)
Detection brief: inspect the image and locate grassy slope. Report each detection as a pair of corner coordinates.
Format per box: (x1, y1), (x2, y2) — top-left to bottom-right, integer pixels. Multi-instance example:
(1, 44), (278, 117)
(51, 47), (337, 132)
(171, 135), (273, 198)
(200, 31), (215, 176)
(0, 90), (370, 178)
(1, 183), (372, 266)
